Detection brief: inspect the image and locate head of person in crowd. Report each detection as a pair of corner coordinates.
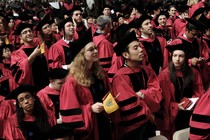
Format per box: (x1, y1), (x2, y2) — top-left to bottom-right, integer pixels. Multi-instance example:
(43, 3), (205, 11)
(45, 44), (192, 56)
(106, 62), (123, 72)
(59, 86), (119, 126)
(14, 23), (34, 46)
(5, 85), (51, 137)
(36, 13), (52, 36)
(6, 15), (15, 30)
(146, 2), (162, 17)
(48, 68), (68, 91)
(71, 6), (83, 25)
(49, 19), (58, 33)
(70, 28), (104, 87)
(97, 15), (112, 35)
(103, 5), (111, 17)
(156, 11), (169, 27)
(191, 7), (206, 20)
(58, 18), (74, 40)
(1, 44), (13, 60)
(204, 19), (210, 37)
(177, 5), (190, 19)
(168, 4), (177, 17)
(0, 16), (9, 33)
(136, 14), (153, 38)
(114, 30), (144, 67)
(185, 18), (203, 41)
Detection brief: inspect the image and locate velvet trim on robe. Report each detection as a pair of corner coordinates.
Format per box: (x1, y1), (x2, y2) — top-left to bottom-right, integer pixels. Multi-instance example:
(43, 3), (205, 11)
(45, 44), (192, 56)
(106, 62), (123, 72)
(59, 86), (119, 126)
(111, 66), (162, 139)
(93, 34), (114, 72)
(48, 39), (73, 69)
(189, 88), (210, 140)
(156, 67), (204, 140)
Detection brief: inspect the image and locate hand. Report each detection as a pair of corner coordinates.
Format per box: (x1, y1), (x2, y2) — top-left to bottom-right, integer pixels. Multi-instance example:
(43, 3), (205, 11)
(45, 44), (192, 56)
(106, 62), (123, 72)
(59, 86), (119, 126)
(197, 57), (205, 64)
(28, 46), (41, 65)
(91, 102), (104, 113)
(178, 101), (185, 110)
(136, 91), (144, 99)
(191, 57), (199, 66)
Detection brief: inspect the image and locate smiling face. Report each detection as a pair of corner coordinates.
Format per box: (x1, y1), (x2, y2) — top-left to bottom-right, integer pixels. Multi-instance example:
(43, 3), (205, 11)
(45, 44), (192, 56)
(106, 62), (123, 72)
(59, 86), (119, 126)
(19, 27), (34, 43)
(168, 6), (177, 17)
(84, 42), (98, 62)
(17, 92), (35, 114)
(158, 15), (167, 27)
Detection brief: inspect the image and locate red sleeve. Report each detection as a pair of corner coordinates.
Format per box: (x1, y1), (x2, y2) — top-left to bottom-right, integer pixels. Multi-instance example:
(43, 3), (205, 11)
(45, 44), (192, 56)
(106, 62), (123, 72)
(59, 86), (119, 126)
(192, 68), (205, 98)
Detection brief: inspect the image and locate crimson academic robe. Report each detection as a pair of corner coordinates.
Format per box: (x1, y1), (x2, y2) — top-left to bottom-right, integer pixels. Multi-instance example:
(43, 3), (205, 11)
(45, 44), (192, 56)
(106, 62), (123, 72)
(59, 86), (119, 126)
(172, 18), (188, 38)
(93, 34), (114, 72)
(139, 36), (168, 75)
(111, 66), (162, 139)
(48, 39), (73, 69)
(2, 112), (56, 140)
(0, 99), (16, 120)
(37, 86), (60, 122)
(156, 67), (204, 140)
(189, 88), (210, 140)
(60, 74), (112, 140)
(10, 38), (49, 89)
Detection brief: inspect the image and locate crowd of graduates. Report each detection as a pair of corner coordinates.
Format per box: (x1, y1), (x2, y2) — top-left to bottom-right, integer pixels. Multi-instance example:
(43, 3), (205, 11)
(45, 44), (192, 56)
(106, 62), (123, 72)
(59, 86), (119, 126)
(0, 0), (210, 139)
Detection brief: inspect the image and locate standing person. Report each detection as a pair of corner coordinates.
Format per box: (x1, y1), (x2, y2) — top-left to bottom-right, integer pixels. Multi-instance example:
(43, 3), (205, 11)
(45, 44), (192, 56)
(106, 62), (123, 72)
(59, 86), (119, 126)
(10, 23), (49, 89)
(189, 83), (210, 140)
(93, 15), (114, 72)
(48, 18), (75, 70)
(156, 40), (204, 140)
(37, 68), (68, 124)
(111, 31), (162, 140)
(2, 85), (56, 140)
(60, 28), (112, 140)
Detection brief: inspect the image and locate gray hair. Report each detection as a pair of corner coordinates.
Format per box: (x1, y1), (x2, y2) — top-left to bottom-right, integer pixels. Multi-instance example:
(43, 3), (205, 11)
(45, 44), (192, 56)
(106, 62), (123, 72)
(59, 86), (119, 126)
(97, 15), (111, 30)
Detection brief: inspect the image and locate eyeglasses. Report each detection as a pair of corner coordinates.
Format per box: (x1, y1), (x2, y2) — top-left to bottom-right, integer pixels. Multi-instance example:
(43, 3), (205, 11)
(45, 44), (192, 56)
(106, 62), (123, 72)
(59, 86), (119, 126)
(86, 47), (98, 52)
(18, 95), (32, 103)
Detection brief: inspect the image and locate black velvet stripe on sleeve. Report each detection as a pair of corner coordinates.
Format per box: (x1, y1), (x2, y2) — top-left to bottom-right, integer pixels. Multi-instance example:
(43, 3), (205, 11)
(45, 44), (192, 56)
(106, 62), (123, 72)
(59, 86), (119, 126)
(48, 60), (53, 64)
(100, 64), (112, 68)
(190, 127), (210, 136)
(107, 73), (114, 78)
(120, 106), (142, 116)
(99, 57), (112, 62)
(60, 108), (82, 116)
(15, 70), (22, 83)
(10, 62), (18, 69)
(74, 131), (89, 139)
(119, 115), (147, 126)
(11, 65), (19, 76)
(63, 121), (85, 129)
(118, 97), (137, 107)
(192, 114), (210, 123)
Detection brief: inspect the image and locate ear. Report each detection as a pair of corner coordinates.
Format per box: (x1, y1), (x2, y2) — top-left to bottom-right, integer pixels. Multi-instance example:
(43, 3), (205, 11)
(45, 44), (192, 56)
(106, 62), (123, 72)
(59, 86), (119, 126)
(122, 52), (129, 59)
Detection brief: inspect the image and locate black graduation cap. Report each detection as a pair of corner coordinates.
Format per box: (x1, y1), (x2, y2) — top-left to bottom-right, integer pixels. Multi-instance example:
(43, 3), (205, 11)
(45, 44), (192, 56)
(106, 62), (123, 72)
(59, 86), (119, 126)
(112, 14), (124, 22)
(14, 23), (34, 35)
(70, 5), (83, 15)
(114, 24), (128, 42)
(46, 124), (73, 139)
(5, 85), (38, 100)
(114, 30), (138, 56)
(58, 18), (73, 31)
(191, 7), (206, 18)
(135, 14), (152, 28)
(146, 2), (162, 12)
(122, 1), (142, 16)
(185, 18), (205, 31)
(166, 39), (190, 53)
(103, 4), (113, 10)
(10, 3), (21, 10)
(18, 11), (32, 22)
(177, 5), (190, 13)
(71, 28), (93, 59)
(35, 13), (51, 31)
(48, 68), (68, 80)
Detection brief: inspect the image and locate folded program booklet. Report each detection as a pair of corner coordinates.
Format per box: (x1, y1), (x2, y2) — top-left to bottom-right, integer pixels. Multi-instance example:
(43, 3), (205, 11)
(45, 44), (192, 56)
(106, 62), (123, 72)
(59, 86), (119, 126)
(183, 97), (199, 110)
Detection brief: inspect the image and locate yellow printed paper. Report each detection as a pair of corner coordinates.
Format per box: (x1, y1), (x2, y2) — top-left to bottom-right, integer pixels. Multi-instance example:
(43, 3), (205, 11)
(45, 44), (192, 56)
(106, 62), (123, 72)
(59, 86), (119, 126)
(4, 37), (10, 45)
(103, 92), (119, 114)
(40, 42), (45, 54)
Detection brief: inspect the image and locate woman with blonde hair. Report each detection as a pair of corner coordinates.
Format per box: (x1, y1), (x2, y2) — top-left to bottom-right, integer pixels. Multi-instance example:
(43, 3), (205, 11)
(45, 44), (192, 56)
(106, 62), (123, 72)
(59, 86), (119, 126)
(60, 28), (112, 140)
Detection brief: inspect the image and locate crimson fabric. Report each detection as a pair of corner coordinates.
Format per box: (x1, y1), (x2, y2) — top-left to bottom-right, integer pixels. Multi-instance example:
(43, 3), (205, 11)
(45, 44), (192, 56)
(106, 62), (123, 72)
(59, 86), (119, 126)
(37, 86), (59, 121)
(10, 38), (49, 89)
(111, 66), (162, 139)
(189, 88), (210, 140)
(60, 74), (111, 140)
(2, 113), (56, 140)
(189, 1), (205, 18)
(93, 34), (114, 72)
(0, 99), (16, 119)
(139, 36), (168, 75)
(156, 67), (204, 140)
(48, 39), (73, 69)
(172, 18), (188, 38)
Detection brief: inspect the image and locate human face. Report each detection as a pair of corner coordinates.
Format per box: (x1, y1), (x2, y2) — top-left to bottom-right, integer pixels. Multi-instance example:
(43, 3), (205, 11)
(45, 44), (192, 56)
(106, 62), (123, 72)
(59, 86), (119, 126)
(205, 28), (210, 37)
(186, 29), (199, 41)
(118, 17), (124, 25)
(50, 23), (58, 32)
(8, 19), (15, 28)
(51, 78), (65, 91)
(64, 22), (74, 37)
(172, 50), (185, 70)
(17, 92), (35, 114)
(72, 10), (82, 23)
(140, 19), (153, 35)
(84, 42), (98, 62)
(168, 7), (177, 17)
(19, 28), (34, 43)
(158, 15), (167, 26)
(42, 24), (52, 35)
(2, 48), (11, 59)
(103, 8), (111, 16)
(126, 41), (144, 62)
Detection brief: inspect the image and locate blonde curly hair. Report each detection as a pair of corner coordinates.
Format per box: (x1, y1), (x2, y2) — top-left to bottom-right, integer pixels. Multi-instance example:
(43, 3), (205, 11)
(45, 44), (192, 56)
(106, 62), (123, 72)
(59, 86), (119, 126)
(70, 46), (104, 87)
